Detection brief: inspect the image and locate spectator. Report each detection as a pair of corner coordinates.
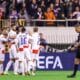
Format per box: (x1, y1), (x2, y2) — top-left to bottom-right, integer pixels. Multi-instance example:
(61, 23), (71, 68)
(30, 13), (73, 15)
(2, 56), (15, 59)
(72, 0), (79, 12)
(40, 0), (46, 13)
(0, 5), (5, 19)
(44, 7), (56, 26)
(67, 1), (73, 16)
(50, 3), (54, 11)
(72, 6), (80, 25)
(18, 9), (26, 27)
(36, 7), (44, 26)
(54, 0), (62, 19)
(9, 9), (19, 25)
(14, 0), (25, 13)
(68, 12), (74, 26)
(36, 7), (43, 19)
(0, 7), (3, 19)
(62, 2), (69, 18)
(57, 12), (66, 26)
(29, 0), (38, 19)
(72, 6), (80, 20)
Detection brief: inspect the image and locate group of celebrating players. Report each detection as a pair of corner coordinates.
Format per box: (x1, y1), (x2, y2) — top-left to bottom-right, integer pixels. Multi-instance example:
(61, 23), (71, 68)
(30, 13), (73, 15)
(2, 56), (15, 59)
(0, 26), (40, 76)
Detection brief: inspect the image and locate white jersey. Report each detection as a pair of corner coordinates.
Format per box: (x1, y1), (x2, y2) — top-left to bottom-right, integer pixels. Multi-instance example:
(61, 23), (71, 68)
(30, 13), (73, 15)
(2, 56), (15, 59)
(16, 32), (31, 61)
(8, 30), (18, 59)
(0, 34), (7, 61)
(0, 34), (7, 47)
(16, 32), (30, 48)
(31, 32), (40, 49)
(8, 29), (17, 41)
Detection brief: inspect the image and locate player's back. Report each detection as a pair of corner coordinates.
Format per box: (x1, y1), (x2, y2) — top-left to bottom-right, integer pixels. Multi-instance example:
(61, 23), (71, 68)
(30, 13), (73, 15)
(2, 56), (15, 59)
(32, 32), (40, 45)
(8, 29), (16, 37)
(17, 32), (29, 47)
(31, 32), (40, 49)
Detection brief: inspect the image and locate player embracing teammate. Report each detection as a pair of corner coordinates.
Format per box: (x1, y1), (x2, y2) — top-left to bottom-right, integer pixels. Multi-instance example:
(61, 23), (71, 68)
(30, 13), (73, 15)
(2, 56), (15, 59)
(0, 27), (40, 76)
(0, 29), (8, 75)
(17, 28), (40, 75)
(16, 27), (32, 76)
(15, 27), (40, 76)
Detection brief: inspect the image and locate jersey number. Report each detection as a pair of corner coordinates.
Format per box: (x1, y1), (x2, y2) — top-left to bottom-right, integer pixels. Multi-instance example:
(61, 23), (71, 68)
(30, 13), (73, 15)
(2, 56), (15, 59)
(21, 37), (26, 45)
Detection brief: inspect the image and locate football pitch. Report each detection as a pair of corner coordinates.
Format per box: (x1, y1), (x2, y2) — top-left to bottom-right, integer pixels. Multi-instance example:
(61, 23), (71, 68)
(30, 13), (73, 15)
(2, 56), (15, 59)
(0, 71), (80, 80)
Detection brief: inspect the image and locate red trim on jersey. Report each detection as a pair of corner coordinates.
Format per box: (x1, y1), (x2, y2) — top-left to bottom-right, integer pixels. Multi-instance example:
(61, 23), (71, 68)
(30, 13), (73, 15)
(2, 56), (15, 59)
(18, 48), (24, 51)
(2, 50), (5, 54)
(32, 49), (39, 54)
(23, 45), (29, 48)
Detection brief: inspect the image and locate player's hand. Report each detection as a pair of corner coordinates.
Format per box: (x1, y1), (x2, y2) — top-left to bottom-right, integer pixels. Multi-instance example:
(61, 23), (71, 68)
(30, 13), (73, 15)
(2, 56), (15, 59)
(71, 48), (75, 51)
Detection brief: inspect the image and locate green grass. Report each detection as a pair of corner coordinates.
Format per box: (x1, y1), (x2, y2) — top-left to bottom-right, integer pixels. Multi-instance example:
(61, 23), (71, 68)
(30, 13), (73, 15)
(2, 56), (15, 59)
(0, 71), (80, 80)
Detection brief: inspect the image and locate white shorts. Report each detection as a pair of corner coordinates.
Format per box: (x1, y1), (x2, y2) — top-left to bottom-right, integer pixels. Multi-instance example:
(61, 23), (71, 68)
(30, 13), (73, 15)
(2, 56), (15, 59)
(0, 53), (5, 61)
(0, 48), (5, 61)
(17, 51), (25, 61)
(31, 53), (39, 61)
(31, 49), (40, 60)
(24, 48), (31, 60)
(17, 47), (25, 61)
(9, 44), (18, 59)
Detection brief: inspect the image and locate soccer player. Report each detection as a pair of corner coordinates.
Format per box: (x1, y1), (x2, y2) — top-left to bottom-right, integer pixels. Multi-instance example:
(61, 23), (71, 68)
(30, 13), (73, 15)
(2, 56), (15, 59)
(31, 27), (40, 76)
(0, 30), (8, 75)
(67, 26), (80, 78)
(16, 27), (31, 75)
(4, 26), (18, 75)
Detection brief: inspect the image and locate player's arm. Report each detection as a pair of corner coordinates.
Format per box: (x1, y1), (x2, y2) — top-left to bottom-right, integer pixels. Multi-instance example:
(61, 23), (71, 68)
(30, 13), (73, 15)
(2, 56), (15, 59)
(66, 41), (79, 52)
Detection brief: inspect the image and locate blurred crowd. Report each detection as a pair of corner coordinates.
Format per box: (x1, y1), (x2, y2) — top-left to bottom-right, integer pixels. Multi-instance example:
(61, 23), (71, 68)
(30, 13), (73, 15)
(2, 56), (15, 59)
(0, 0), (80, 26)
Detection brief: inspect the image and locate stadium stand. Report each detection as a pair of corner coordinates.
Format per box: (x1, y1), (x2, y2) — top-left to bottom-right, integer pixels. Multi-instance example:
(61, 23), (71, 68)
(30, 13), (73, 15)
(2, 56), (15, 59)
(0, 0), (80, 28)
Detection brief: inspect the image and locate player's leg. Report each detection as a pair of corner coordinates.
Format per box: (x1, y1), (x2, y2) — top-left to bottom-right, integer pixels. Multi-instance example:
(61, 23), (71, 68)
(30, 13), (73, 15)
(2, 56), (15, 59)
(24, 59), (28, 74)
(4, 59), (13, 74)
(25, 49), (32, 75)
(4, 47), (14, 74)
(18, 50), (25, 75)
(18, 59), (25, 75)
(31, 49), (39, 76)
(4, 50), (14, 74)
(27, 60), (32, 75)
(67, 58), (79, 78)
(20, 61), (25, 76)
(12, 45), (19, 75)
(31, 54), (37, 76)
(0, 61), (4, 75)
(32, 59), (36, 75)
(14, 59), (19, 75)
(0, 49), (5, 75)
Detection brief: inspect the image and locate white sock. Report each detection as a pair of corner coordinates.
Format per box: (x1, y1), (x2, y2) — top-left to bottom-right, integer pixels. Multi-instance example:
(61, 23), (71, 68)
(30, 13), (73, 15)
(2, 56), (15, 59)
(24, 60), (28, 73)
(18, 62), (21, 73)
(0, 64), (3, 74)
(4, 60), (13, 73)
(1, 64), (3, 73)
(14, 60), (19, 74)
(20, 62), (25, 75)
(32, 61), (36, 72)
(27, 61), (31, 72)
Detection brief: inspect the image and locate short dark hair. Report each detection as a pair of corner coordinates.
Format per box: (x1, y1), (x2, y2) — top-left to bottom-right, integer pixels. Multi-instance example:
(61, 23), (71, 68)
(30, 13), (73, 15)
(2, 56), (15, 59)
(33, 27), (38, 32)
(21, 27), (26, 32)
